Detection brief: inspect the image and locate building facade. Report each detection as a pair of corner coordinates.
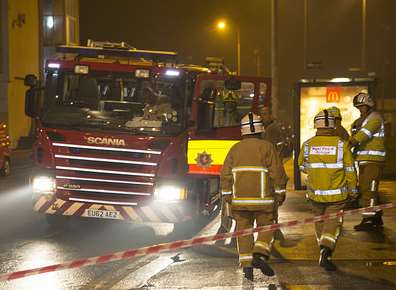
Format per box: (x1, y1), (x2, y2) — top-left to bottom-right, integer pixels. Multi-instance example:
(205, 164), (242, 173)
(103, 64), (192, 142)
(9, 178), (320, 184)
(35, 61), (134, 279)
(0, 0), (78, 148)
(0, 0), (40, 148)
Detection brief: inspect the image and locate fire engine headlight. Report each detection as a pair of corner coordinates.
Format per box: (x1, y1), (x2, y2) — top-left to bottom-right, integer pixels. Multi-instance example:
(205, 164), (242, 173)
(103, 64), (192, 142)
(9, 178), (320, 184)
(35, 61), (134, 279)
(32, 176), (56, 194)
(154, 185), (186, 202)
(164, 69), (180, 77)
(135, 69), (150, 78)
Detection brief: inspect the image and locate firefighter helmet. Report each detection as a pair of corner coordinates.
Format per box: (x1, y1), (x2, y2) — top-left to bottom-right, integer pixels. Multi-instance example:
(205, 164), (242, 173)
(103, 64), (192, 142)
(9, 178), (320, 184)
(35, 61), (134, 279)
(314, 109), (335, 129)
(353, 92), (375, 108)
(241, 112), (264, 136)
(327, 106), (342, 120)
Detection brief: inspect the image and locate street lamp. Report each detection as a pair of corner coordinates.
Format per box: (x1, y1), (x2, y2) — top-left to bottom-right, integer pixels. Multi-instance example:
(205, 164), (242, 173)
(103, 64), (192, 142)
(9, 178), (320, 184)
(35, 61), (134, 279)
(215, 20), (241, 75)
(216, 20), (226, 31)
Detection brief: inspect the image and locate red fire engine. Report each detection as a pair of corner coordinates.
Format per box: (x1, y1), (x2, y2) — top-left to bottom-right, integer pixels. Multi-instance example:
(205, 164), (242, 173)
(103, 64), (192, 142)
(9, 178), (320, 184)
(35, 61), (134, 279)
(0, 122), (11, 177)
(24, 41), (271, 226)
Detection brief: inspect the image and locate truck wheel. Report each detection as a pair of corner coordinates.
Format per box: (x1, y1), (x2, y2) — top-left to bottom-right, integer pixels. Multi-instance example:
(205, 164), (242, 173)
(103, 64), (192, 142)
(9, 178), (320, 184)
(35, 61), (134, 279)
(45, 215), (68, 229)
(0, 158), (10, 177)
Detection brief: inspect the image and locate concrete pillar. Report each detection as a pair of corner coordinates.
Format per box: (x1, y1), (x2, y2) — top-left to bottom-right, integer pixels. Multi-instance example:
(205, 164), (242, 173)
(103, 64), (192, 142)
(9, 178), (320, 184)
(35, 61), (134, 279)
(0, 0), (9, 123)
(7, 0), (39, 148)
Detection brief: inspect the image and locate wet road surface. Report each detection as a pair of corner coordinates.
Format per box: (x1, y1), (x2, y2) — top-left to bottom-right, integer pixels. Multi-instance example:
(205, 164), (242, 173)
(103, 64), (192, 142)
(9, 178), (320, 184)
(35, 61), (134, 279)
(0, 153), (395, 289)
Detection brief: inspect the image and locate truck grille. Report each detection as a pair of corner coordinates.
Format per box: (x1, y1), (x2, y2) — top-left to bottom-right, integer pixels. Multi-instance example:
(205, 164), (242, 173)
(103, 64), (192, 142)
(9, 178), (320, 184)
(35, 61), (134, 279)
(52, 142), (161, 205)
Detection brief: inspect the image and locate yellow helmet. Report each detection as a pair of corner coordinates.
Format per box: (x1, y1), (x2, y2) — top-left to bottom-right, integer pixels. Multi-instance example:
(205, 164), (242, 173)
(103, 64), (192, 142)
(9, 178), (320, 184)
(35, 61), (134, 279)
(241, 112), (264, 136)
(327, 106), (342, 120)
(314, 109), (335, 129)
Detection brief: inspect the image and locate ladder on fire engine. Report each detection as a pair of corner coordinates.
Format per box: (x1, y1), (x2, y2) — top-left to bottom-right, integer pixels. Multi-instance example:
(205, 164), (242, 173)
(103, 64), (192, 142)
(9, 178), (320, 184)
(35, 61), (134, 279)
(57, 40), (178, 64)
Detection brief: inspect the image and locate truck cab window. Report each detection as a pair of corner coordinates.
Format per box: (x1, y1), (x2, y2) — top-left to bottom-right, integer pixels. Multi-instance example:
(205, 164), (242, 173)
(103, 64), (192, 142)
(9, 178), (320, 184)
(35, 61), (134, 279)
(41, 70), (189, 136)
(197, 86), (216, 131)
(198, 80), (255, 128)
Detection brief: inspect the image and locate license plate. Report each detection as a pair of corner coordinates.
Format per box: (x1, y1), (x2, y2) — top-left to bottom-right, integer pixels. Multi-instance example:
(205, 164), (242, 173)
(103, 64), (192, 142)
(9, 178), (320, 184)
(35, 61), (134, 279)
(84, 209), (120, 220)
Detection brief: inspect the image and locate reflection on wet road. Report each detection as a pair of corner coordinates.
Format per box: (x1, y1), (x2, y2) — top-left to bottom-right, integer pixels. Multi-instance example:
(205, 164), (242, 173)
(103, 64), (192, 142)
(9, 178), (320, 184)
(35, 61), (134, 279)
(0, 152), (214, 289)
(1, 153), (395, 289)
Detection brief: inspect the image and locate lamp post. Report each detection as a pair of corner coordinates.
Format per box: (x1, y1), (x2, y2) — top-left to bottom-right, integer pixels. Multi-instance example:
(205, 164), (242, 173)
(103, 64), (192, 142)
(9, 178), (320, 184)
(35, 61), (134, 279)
(215, 20), (241, 75)
(271, 0), (279, 118)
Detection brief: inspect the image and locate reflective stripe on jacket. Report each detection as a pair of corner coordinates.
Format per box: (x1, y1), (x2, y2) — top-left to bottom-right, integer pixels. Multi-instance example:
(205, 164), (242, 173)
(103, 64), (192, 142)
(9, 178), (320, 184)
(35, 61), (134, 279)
(298, 134), (357, 203)
(220, 138), (288, 211)
(351, 111), (386, 162)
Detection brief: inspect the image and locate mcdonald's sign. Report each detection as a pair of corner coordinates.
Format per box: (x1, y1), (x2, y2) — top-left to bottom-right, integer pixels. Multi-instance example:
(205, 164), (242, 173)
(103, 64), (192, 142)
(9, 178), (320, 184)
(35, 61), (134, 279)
(326, 87), (341, 103)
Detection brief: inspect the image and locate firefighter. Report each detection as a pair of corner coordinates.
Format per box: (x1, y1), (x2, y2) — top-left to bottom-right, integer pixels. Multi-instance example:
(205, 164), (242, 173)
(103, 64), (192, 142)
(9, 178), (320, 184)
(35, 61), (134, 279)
(298, 110), (358, 271)
(215, 90), (240, 127)
(258, 105), (287, 243)
(220, 112), (288, 281)
(215, 90), (241, 240)
(327, 106), (350, 141)
(259, 106), (283, 147)
(350, 93), (386, 231)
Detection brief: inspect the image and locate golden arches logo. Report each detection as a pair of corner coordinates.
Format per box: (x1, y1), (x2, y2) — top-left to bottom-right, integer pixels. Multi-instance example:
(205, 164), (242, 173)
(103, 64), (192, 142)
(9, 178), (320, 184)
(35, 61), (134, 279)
(326, 88), (341, 103)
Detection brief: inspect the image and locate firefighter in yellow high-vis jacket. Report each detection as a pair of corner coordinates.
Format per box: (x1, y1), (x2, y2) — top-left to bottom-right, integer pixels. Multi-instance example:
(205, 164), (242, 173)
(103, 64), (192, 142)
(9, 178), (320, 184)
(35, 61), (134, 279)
(220, 112), (288, 281)
(350, 93), (386, 231)
(298, 109), (358, 271)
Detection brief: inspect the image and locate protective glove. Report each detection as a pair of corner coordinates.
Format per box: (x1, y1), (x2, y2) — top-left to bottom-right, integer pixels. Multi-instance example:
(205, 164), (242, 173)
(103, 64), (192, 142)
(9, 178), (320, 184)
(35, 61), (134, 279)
(275, 193), (286, 206)
(349, 188), (359, 201)
(223, 195), (232, 204)
(274, 187), (286, 206)
(221, 190), (232, 204)
(347, 189), (360, 209)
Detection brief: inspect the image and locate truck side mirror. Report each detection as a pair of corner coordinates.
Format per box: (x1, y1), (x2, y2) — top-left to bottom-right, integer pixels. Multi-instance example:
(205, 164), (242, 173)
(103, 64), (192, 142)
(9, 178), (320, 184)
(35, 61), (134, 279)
(24, 74), (38, 87)
(24, 74), (39, 118)
(196, 100), (215, 132)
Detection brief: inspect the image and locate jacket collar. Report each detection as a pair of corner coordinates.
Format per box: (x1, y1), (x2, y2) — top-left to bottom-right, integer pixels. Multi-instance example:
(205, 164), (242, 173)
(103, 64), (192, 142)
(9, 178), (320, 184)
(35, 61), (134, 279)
(316, 128), (336, 136)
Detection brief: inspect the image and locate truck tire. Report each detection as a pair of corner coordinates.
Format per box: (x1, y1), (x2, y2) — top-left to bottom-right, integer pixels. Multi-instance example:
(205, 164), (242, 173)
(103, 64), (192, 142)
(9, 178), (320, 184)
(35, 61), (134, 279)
(0, 158), (10, 177)
(45, 215), (68, 229)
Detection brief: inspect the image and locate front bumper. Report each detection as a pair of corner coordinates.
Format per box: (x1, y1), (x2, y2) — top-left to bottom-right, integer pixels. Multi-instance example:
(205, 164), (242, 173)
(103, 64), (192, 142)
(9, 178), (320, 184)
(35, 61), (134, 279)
(33, 195), (193, 223)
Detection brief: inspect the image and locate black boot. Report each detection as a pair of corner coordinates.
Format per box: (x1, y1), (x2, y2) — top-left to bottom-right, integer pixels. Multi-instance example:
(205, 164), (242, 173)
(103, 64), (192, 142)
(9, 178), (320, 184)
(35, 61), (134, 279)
(243, 267), (254, 281)
(319, 246), (336, 271)
(354, 215), (383, 231)
(372, 211), (384, 227)
(252, 253), (275, 276)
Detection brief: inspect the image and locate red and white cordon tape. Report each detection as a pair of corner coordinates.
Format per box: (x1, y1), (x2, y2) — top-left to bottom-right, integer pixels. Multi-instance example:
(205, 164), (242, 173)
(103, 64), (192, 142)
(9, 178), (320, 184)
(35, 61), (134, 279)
(1, 202), (395, 282)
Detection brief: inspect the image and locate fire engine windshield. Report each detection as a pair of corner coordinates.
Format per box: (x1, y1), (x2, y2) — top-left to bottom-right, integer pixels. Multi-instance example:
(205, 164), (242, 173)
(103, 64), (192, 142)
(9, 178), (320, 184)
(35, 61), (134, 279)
(41, 71), (187, 136)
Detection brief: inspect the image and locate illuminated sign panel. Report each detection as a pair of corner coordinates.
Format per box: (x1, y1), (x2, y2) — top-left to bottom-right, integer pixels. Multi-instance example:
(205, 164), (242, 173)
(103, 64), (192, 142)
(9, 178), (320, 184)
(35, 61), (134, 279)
(295, 83), (372, 188)
(326, 87), (341, 103)
(300, 85), (366, 148)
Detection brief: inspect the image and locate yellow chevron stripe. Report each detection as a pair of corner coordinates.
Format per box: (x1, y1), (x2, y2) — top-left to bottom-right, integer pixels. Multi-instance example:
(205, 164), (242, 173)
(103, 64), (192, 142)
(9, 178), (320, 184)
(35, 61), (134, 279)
(161, 207), (178, 222)
(64, 202), (83, 215)
(141, 206), (161, 222)
(105, 205), (125, 220)
(124, 207), (142, 222)
(46, 199), (66, 214)
(33, 197), (48, 212)
(88, 204), (103, 210)
(105, 205), (117, 211)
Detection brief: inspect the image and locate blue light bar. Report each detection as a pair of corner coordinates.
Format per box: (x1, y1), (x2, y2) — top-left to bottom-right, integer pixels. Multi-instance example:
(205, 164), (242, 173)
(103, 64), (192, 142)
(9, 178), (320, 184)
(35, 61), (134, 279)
(56, 45), (177, 63)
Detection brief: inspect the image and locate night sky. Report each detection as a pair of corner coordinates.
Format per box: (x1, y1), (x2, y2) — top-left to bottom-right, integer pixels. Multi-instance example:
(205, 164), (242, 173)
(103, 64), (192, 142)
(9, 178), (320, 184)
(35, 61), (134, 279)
(80, 0), (396, 120)
(79, 0), (271, 76)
